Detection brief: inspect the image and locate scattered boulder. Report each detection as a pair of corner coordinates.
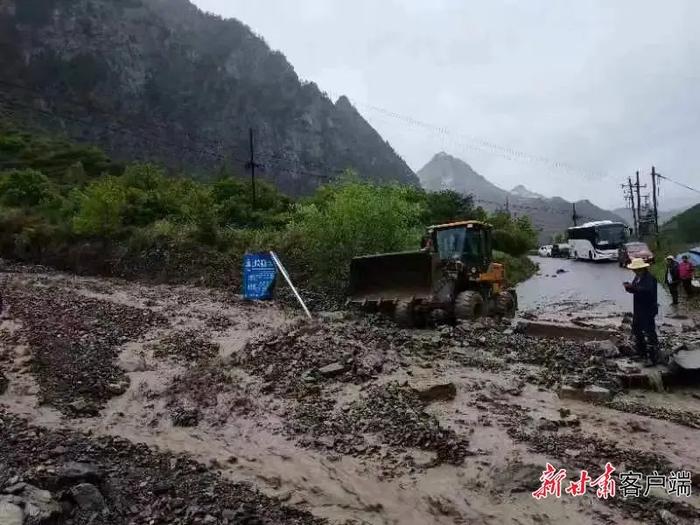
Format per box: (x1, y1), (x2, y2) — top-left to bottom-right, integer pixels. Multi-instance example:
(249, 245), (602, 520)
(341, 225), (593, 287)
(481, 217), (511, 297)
(557, 384), (583, 400)
(413, 382), (457, 403)
(69, 483), (106, 511)
(537, 418), (560, 432)
(583, 385), (613, 402)
(3, 483), (62, 522)
(0, 500), (23, 525)
(658, 509), (682, 525)
(556, 268), (567, 274)
(55, 462), (102, 488)
(318, 362), (348, 378)
(493, 463), (543, 493)
(106, 380), (130, 396)
(584, 340), (619, 358)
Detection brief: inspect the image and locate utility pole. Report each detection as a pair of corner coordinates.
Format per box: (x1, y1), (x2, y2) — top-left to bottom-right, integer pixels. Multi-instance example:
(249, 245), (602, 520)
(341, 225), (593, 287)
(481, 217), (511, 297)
(651, 166), (659, 237)
(246, 128), (263, 209)
(505, 196), (511, 217)
(627, 177), (638, 237)
(572, 203), (578, 227)
(635, 171), (642, 237)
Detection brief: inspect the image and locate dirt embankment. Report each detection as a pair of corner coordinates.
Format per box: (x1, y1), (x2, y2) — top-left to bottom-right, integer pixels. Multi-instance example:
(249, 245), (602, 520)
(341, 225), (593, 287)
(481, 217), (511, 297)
(1, 267), (699, 524)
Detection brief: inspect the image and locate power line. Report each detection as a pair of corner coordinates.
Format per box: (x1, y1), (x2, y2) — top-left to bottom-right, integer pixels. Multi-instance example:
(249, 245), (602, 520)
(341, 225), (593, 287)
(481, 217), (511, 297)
(325, 89), (612, 182)
(655, 173), (700, 195)
(0, 92), (608, 224)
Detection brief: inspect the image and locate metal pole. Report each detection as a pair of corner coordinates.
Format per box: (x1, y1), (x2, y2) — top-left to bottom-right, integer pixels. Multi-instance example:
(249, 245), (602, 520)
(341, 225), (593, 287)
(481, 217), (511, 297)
(249, 128), (256, 208)
(651, 166), (659, 237)
(635, 171), (642, 237)
(270, 251), (312, 319)
(628, 176), (638, 238)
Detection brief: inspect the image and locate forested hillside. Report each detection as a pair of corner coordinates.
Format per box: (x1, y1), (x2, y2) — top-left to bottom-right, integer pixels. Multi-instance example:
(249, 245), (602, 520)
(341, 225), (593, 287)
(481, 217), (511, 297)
(0, 126), (537, 291)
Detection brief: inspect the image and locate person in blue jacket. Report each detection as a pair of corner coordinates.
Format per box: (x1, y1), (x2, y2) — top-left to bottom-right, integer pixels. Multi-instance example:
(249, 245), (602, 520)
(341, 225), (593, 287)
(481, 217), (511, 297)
(623, 258), (659, 365)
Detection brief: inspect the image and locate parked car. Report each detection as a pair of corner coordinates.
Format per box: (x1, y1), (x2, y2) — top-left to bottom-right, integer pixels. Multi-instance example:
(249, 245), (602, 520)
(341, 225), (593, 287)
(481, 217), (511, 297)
(551, 243), (570, 258)
(538, 245), (553, 257)
(618, 242), (654, 267)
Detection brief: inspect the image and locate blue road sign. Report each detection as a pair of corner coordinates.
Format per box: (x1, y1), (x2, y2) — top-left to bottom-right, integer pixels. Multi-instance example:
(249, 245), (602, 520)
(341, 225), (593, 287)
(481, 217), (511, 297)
(243, 252), (277, 300)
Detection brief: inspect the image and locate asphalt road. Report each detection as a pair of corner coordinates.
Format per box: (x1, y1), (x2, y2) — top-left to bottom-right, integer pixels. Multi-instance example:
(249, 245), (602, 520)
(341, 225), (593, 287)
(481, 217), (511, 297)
(517, 256), (673, 324)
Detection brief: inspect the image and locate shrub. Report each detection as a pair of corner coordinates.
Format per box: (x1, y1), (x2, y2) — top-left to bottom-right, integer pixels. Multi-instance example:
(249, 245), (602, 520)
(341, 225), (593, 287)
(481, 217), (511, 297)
(0, 169), (58, 207)
(289, 181), (423, 286)
(72, 176), (127, 237)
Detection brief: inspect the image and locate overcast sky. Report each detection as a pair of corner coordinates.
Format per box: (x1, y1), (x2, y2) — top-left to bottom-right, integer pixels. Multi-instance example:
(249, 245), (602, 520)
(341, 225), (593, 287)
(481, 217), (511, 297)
(192, 0), (700, 210)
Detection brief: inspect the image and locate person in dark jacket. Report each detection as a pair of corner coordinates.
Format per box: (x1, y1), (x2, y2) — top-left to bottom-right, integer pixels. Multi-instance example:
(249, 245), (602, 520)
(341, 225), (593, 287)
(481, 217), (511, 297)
(624, 258), (659, 365)
(665, 255), (681, 305)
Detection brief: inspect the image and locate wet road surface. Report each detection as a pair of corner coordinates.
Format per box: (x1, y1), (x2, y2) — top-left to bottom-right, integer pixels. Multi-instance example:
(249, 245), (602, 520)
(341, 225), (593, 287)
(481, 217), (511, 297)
(517, 256), (673, 324)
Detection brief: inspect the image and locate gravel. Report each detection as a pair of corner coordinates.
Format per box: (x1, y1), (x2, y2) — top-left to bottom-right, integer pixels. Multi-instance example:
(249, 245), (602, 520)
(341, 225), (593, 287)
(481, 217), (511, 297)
(151, 329), (220, 362)
(0, 410), (324, 524)
(289, 382), (471, 468)
(5, 283), (167, 416)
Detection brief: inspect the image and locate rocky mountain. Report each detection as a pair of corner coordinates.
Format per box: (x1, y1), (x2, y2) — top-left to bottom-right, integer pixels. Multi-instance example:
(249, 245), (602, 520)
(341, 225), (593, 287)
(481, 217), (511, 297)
(418, 152), (626, 243)
(0, 0), (417, 195)
(418, 152), (509, 205)
(510, 184), (544, 200)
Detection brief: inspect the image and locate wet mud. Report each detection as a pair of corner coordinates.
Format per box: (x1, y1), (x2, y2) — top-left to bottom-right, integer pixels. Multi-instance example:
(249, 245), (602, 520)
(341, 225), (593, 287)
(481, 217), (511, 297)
(0, 266), (699, 524)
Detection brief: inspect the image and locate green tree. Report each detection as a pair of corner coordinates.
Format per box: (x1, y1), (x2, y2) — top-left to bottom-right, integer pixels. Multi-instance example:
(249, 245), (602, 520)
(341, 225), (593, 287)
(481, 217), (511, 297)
(424, 190), (477, 225)
(289, 181), (423, 284)
(72, 177), (127, 237)
(0, 169), (57, 207)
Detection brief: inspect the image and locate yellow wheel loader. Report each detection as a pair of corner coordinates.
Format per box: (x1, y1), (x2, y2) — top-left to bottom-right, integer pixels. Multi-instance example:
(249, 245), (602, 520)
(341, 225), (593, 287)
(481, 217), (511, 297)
(347, 221), (517, 327)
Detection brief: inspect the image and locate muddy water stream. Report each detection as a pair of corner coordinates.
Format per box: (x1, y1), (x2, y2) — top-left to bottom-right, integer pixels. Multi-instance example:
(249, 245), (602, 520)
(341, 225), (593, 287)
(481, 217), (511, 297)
(1, 269), (699, 524)
(518, 256), (677, 325)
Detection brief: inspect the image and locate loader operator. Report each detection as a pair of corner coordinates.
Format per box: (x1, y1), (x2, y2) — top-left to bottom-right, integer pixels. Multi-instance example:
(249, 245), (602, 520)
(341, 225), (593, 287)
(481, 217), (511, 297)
(623, 258), (659, 366)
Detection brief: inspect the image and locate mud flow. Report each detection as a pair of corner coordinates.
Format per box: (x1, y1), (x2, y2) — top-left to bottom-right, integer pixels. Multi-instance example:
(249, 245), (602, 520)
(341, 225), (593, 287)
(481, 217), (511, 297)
(1, 265), (699, 524)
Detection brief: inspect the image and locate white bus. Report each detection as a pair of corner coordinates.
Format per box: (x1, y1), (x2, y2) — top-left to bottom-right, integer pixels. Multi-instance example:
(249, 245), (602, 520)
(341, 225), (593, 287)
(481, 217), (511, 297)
(567, 221), (629, 262)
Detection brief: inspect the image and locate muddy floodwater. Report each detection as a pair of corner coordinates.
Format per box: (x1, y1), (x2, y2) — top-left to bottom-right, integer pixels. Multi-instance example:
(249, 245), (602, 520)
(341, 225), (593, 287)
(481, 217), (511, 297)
(518, 256), (675, 324)
(1, 265), (699, 525)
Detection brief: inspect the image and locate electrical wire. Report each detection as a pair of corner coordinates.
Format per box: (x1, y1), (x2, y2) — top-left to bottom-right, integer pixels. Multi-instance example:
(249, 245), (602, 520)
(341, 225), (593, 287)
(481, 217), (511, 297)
(0, 93), (605, 223)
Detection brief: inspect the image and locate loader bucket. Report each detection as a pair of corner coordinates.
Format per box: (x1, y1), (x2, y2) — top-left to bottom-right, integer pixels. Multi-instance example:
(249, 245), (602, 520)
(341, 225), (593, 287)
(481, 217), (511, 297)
(348, 250), (434, 305)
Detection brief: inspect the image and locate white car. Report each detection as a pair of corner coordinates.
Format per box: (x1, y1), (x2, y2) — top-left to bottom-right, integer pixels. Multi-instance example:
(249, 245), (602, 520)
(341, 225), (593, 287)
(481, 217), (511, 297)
(538, 245), (553, 257)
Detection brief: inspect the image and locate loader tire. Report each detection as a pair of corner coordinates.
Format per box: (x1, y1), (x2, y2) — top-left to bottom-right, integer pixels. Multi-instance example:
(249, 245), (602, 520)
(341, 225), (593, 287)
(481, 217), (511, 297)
(394, 300), (415, 328)
(454, 291), (484, 321)
(495, 291), (516, 318)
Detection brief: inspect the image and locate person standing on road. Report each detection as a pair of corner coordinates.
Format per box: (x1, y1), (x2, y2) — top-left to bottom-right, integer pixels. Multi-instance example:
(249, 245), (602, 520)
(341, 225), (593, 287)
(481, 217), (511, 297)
(665, 255), (681, 306)
(679, 255), (695, 297)
(623, 258), (659, 365)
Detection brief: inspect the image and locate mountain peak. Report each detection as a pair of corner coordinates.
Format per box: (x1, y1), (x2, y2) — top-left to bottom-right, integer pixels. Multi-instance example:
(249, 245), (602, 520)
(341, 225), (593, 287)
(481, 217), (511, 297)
(418, 152), (507, 201)
(510, 184), (545, 200)
(417, 152), (626, 243)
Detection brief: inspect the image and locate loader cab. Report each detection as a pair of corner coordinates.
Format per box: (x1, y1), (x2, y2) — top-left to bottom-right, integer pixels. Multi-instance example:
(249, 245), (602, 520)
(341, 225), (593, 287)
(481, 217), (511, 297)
(430, 221), (493, 273)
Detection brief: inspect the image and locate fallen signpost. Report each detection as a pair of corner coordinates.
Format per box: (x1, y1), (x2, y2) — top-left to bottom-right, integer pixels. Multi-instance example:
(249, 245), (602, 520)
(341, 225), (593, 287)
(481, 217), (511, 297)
(270, 251), (312, 319)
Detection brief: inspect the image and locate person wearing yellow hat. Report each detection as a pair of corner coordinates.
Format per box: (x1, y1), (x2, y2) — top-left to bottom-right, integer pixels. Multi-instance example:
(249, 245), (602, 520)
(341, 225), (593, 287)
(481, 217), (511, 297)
(665, 255), (681, 306)
(623, 258), (659, 365)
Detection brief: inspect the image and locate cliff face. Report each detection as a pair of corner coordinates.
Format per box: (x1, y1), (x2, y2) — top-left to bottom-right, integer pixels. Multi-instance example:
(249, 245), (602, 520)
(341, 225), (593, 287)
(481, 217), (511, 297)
(0, 0), (417, 194)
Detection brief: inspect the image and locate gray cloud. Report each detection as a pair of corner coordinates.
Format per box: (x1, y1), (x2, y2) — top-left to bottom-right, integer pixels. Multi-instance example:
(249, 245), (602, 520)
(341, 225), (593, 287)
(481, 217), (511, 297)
(193, 0), (700, 210)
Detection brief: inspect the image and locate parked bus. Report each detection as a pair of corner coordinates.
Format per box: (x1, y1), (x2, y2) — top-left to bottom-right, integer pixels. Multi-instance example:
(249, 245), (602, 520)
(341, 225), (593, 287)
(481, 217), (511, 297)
(567, 221), (629, 261)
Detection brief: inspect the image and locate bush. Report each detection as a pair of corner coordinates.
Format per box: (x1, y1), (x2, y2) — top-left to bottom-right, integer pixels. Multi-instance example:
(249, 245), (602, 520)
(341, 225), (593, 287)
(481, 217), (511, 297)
(493, 250), (538, 285)
(72, 176), (127, 237)
(289, 181), (423, 286)
(0, 169), (58, 207)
